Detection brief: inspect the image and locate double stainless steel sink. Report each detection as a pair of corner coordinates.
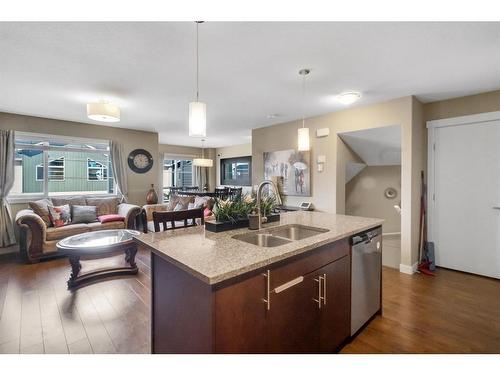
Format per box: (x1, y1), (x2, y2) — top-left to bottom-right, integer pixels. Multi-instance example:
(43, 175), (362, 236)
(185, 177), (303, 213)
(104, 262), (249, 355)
(232, 224), (329, 248)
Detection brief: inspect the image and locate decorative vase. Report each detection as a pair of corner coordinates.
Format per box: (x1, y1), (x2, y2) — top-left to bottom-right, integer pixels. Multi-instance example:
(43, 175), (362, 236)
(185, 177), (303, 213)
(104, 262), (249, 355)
(146, 184), (158, 204)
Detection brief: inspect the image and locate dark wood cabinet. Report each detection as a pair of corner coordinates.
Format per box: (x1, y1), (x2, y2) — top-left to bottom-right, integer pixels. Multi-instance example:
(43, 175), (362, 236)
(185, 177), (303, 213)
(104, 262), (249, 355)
(152, 235), (360, 353)
(214, 271), (267, 353)
(317, 255), (351, 352)
(267, 272), (320, 353)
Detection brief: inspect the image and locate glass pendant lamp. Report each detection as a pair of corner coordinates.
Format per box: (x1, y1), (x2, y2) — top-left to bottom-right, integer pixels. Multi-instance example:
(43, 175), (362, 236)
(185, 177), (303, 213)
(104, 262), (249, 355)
(297, 69), (310, 151)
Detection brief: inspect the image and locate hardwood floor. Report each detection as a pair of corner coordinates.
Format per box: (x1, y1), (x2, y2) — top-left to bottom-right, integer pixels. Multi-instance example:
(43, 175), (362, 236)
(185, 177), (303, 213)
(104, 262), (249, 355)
(1, 249), (499, 354)
(0, 247), (151, 354)
(341, 266), (500, 353)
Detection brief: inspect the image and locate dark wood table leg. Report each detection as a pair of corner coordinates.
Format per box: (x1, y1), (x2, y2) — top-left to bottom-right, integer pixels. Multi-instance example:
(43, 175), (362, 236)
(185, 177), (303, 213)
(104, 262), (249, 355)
(68, 255), (81, 288)
(125, 245), (138, 269)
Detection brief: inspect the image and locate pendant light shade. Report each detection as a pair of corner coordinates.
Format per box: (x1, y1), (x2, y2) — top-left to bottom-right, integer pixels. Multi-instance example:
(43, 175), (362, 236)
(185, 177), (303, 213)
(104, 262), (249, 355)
(297, 68), (310, 151)
(193, 157), (213, 167)
(87, 101), (120, 123)
(189, 21), (207, 138)
(297, 127), (310, 152)
(193, 139), (213, 167)
(189, 101), (207, 137)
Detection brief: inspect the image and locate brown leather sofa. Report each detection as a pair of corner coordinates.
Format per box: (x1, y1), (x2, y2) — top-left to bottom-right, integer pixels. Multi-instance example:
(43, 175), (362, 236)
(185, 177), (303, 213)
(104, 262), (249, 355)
(15, 196), (141, 263)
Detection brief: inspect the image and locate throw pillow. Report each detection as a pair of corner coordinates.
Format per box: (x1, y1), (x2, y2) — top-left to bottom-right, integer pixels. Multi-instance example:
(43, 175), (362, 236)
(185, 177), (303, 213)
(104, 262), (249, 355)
(193, 196), (209, 209)
(51, 196), (86, 207)
(29, 198), (53, 227)
(48, 204), (72, 228)
(85, 197), (119, 216)
(98, 214), (125, 223)
(72, 205), (98, 224)
(167, 196), (180, 211)
(188, 203), (195, 210)
(174, 203), (185, 211)
(204, 208), (213, 217)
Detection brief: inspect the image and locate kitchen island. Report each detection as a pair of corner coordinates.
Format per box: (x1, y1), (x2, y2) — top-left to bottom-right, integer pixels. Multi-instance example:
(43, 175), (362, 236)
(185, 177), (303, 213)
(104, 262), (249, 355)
(135, 211), (383, 353)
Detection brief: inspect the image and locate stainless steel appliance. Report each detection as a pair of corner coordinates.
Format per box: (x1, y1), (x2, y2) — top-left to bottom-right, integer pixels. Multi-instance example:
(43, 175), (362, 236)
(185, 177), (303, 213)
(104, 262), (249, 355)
(350, 227), (382, 335)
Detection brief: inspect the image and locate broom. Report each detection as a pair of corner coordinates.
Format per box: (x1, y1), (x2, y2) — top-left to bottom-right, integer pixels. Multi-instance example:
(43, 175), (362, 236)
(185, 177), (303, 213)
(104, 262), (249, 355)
(417, 171), (435, 276)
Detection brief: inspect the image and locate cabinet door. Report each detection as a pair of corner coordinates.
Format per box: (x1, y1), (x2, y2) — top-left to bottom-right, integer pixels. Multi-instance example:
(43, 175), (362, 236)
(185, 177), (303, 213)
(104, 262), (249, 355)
(267, 272), (321, 353)
(215, 272), (267, 353)
(318, 255), (351, 352)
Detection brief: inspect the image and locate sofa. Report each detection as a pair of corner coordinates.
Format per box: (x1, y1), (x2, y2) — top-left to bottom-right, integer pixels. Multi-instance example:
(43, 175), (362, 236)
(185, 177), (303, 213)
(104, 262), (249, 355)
(15, 196), (141, 263)
(142, 195), (214, 232)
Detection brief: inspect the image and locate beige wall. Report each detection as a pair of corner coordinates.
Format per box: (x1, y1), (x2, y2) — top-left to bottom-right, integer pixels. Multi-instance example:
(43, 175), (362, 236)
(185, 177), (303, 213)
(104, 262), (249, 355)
(346, 166), (401, 234)
(336, 138), (364, 214)
(0, 112), (159, 219)
(424, 89), (500, 121)
(252, 96), (422, 270)
(215, 143), (252, 188)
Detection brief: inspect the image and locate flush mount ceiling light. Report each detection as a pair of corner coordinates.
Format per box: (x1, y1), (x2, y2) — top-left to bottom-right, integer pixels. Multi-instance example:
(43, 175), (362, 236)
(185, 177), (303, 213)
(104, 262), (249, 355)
(297, 69), (310, 152)
(336, 91), (362, 105)
(193, 139), (213, 167)
(189, 21), (207, 138)
(87, 100), (120, 122)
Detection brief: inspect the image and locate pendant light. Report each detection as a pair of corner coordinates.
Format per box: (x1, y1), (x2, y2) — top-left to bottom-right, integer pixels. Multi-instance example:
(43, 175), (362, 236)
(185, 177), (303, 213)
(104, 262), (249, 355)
(193, 139), (213, 167)
(189, 21), (207, 138)
(297, 69), (310, 151)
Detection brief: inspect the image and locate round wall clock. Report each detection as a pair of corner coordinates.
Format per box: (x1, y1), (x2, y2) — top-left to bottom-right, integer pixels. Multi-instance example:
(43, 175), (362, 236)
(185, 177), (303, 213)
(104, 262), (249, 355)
(127, 149), (153, 174)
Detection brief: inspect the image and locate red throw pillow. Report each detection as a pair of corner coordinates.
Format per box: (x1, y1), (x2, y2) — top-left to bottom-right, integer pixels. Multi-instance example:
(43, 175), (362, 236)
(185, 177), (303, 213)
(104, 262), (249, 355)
(98, 214), (125, 223)
(204, 208), (212, 217)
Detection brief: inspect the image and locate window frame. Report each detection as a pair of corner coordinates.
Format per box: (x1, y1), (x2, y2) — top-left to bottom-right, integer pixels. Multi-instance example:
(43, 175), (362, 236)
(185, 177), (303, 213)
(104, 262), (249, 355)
(220, 156), (252, 186)
(8, 132), (117, 203)
(87, 157), (109, 182)
(162, 154), (195, 202)
(35, 156), (65, 182)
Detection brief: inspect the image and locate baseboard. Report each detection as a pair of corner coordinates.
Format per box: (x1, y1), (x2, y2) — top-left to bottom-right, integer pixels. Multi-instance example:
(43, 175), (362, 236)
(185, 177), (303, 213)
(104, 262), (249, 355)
(0, 244), (18, 256)
(399, 262), (418, 274)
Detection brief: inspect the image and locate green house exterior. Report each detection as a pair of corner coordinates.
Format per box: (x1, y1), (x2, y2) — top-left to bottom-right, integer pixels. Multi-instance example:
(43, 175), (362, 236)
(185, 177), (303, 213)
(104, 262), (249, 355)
(20, 151), (113, 194)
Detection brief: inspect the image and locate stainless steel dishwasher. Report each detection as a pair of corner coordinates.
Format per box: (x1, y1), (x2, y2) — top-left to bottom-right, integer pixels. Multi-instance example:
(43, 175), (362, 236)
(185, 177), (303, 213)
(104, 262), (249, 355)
(350, 227), (382, 336)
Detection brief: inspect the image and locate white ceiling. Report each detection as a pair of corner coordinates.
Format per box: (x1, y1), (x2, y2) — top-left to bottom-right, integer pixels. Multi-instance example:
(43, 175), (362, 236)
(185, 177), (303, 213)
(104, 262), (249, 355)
(1, 22), (500, 147)
(340, 125), (401, 166)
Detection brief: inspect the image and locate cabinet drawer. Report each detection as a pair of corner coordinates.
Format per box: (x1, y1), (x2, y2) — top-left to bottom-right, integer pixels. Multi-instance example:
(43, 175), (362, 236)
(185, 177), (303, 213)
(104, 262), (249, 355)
(269, 238), (349, 289)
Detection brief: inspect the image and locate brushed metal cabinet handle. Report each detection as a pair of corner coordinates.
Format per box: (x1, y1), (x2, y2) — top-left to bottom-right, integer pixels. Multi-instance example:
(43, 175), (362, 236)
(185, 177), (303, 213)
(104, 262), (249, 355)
(322, 273), (327, 306)
(262, 270), (271, 311)
(274, 276), (304, 294)
(313, 276), (323, 309)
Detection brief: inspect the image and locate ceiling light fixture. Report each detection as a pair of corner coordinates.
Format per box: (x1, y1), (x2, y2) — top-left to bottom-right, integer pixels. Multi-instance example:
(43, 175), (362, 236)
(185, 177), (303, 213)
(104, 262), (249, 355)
(297, 69), (310, 152)
(87, 100), (120, 122)
(189, 21), (207, 138)
(193, 139), (213, 167)
(336, 91), (361, 105)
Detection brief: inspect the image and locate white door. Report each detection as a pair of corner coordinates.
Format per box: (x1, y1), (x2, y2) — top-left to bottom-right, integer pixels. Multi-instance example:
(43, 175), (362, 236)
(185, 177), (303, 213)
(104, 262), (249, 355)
(430, 119), (500, 279)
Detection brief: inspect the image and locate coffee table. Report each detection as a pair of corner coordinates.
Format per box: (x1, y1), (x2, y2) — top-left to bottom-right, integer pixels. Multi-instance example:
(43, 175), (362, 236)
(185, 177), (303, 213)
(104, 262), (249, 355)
(57, 229), (141, 289)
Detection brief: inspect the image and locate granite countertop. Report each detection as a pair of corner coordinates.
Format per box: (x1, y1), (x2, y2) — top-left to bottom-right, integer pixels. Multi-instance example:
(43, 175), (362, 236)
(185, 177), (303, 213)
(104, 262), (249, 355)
(134, 211), (383, 285)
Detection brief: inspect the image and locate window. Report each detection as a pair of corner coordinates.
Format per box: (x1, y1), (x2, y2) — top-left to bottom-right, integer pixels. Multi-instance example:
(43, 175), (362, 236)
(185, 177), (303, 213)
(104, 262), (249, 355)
(87, 158), (108, 181)
(220, 156), (252, 186)
(36, 157), (65, 181)
(10, 133), (114, 199)
(162, 157), (194, 202)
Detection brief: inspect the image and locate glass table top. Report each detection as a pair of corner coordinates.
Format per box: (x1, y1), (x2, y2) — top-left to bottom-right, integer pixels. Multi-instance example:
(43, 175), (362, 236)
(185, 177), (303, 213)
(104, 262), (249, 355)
(57, 229), (141, 250)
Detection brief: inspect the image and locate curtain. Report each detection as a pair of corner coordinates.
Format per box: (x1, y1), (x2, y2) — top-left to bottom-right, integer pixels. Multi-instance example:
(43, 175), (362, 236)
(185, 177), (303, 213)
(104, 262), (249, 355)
(194, 166), (209, 191)
(0, 129), (16, 247)
(110, 141), (129, 202)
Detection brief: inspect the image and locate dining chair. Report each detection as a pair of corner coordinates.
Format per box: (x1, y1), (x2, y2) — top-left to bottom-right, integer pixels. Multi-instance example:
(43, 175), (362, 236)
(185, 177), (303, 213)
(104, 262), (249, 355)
(152, 208), (205, 232)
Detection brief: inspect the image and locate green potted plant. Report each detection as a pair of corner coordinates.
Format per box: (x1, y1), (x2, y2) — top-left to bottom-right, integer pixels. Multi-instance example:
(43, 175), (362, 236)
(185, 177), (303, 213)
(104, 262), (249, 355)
(206, 194), (280, 233)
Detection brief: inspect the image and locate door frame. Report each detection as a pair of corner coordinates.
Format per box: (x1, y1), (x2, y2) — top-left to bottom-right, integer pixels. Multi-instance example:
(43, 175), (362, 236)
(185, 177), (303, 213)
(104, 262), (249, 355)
(426, 110), (500, 245)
